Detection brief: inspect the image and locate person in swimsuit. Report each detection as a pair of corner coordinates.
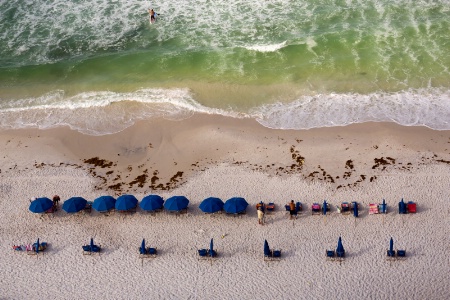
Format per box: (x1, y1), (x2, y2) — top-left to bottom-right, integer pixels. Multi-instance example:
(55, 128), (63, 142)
(149, 9), (156, 22)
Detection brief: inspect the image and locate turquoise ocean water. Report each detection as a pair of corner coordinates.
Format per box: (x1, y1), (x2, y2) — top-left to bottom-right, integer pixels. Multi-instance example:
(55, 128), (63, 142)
(0, 0), (449, 135)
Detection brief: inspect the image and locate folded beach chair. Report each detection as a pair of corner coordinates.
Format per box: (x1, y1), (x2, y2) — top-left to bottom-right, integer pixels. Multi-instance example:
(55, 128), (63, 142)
(296, 202), (302, 214)
(311, 203), (321, 215)
(398, 199), (407, 214)
(352, 201), (359, 217)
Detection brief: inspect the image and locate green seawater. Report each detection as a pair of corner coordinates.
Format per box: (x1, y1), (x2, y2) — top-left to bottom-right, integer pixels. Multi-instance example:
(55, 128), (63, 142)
(0, 0), (449, 133)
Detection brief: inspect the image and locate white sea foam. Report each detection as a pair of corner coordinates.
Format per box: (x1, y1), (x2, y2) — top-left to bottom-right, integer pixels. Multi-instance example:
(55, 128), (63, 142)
(243, 41), (287, 53)
(0, 87), (449, 135)
(252, 88), (450, 131)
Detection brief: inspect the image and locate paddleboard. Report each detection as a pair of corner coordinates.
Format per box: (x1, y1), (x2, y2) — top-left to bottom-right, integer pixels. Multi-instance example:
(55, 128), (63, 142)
(149, 17), (155, 24)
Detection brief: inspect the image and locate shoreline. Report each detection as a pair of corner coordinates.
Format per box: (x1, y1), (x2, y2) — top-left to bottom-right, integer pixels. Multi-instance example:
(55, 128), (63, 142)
(1, 116), (449, 195)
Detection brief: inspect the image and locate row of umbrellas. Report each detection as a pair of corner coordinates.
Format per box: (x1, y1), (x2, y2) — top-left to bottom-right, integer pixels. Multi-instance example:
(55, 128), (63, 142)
(29, 196), (249, 214)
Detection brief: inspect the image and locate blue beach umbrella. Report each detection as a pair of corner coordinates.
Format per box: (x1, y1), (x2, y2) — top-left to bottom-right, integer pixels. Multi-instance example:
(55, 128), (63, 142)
(140, 239), (146, 255)
(199, 197), (224, 213)
(380, 199), (387, 213)
(322, 200), (327, 215)
(336, 236), (345, 256)
(224, 197), (248, 214)
(209, 238), (214, 257)
(264, 239), (270, 256)
(353, 202), (358, 217)
(164, 196), (189, 211)
(140, 195), (164, 211)
(62, 197), (87, 213)
(398, 198), (407, 214)
(29, 197), (53, 213)
(115, 195), (138, 211)
(93, 196), (116, 212)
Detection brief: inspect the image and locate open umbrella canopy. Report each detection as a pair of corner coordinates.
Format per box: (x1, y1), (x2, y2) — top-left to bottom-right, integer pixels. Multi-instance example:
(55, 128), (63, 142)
(199, 197), (224, 213)
(115, 195), (138, 211)
(164, 196), (189, 211)
(62, 197), (87, 213)
(92, 196), (116, 212)
(29, 197), (53, 213)
(224, 197), (248, 214)
(140, 195), (164, 211)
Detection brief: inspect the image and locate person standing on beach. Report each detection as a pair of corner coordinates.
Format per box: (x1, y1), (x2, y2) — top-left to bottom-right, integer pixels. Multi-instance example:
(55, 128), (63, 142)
(257, 206), (265, 225)
(289, 200), (296, 220)
(53, 195), (60, 208)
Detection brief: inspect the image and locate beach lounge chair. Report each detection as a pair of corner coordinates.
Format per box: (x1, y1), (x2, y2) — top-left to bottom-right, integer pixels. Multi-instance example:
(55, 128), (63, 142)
(296, 202), (302, 214)
(369, 203), (379, 214)
(82, 238), (101, 255)
(326, 250), (336, 261)
(197, 249), (208, 260)
(266, 202), (275, 213)
(340, 202), (351, 214)
(311, 203), (321, 215)
(396, 249), (406, 259)
(27, 239), (47, 256)
(139, 239), (157, 258)
(407, 201), (416, 213)
(263, 240), (281, 261)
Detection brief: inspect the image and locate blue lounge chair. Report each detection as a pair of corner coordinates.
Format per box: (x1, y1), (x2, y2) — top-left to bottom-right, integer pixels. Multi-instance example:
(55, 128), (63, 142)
(296, 202), (302, 214)
(264, 240), (281, 261)
(139, 239), (157, 258)
(326, 250), (336, 260)
(311, 203), (321, 215)
(396, 249), (406, 259)
(198, 249), (208, 260)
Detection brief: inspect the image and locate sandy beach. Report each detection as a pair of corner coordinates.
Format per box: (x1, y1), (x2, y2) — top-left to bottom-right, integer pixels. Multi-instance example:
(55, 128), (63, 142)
(0, 115), (449, 299)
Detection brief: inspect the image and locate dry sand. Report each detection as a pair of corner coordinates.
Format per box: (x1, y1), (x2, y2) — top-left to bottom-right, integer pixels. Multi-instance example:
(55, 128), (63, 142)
(0, 115), (449, 299)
